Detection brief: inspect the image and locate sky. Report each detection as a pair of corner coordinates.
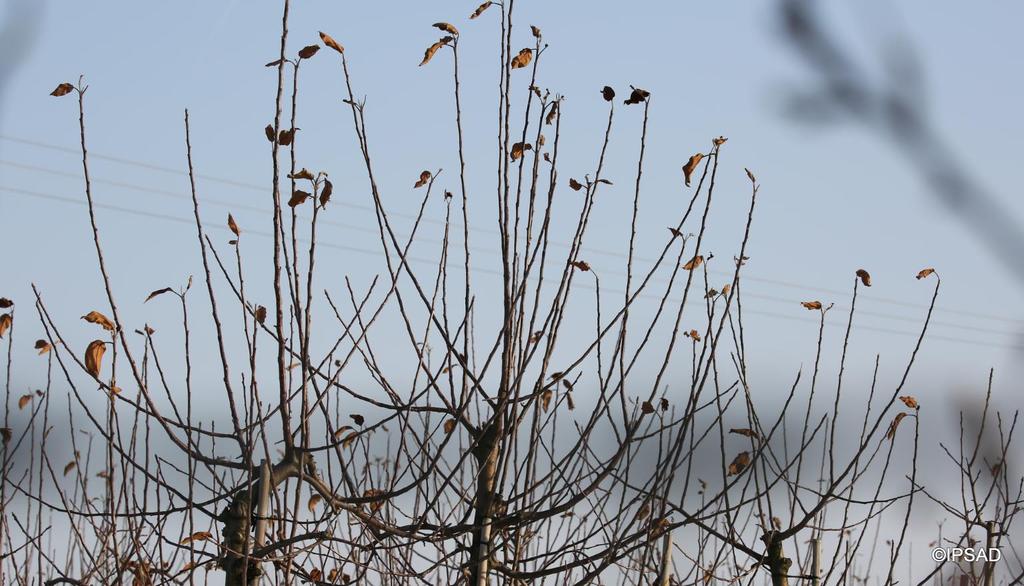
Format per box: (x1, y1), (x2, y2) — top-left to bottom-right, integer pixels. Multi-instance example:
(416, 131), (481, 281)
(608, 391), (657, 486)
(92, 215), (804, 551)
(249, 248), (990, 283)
(1, 0), (1022, 580)
(0, 0), (1022, 466)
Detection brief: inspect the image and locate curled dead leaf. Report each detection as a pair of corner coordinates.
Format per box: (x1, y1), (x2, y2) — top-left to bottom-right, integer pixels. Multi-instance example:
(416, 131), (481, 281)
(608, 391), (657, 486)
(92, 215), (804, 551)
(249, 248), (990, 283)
(568, 178), (583, 191)
(319, 31), (344, 54)
(729, 428), (759, 439)
(433, 22), (459, 35)
(81, 310), (115, 332)
(227, 213), (240, 237)
(84, 340), (106, 378)
(255, 305), (267, 325)
(265, 124), (275, 143)
(569, 260), (590, 272)
(687, 329), (701, 342)
(350, 413), (365, 426)
(745, 168), (756, 183)
(0, 313), (10, 339)
(545, 102), (558, 125)
(801, 301), (822, 310)
(510, 48), (532, 69)
(856, 269), (871, 287)
(180, 531), (213, 545)
(419, 39), (448, 66)
(682, 153), (704, 187)
(623, 87), (650, 105)
(541, 389), (553, 412)
(278, 128), (297, 146)
(916, 268), (935, 280)
(443, 419), (457, 434)
(288, 190), (311, 207)
(682, 255), (704, 271)
(34, 339), (51, 355)
(712, 136), (728, 147)
(50, 83), (75, 97)
(899, 395), (919, 410)
(308, 494), (322, 512)
(320, 179), (333, 207)
(510, 142), (532, 161)
(0, 298), (11, 308)
(727, 451), (751, 476)
(469, 1), (493, 19)
(63, 461), (77, 476)
(640, 400), (655, 415)
(886, 412), (907, 441)
(289, 168), (315, 181)
(601, 86), (615, 102)
(18, 394), (32, 410)
(530, 25), (541, 39)
(298, 44), (320, 59)
(414, 170), (432, 188)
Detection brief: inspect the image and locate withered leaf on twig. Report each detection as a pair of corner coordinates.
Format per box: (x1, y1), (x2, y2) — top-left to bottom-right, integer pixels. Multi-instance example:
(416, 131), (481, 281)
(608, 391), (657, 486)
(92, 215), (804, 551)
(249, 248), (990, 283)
(470, 1), (493, 19)
(568, 178), (583, 191)
(801, 301), (822, 310)
(320, 179), (333, 207)
(727, 451), (751, 476)
(81, 310), (115, 332)
(623, 87), (650, 105)
(227, 214), (240, 237)
(682, 255), (704, 271)
(84, 340), (106, 378)
(420, 39), (449, 66)
(414, 170), (432, 188)
(50, 83), (75, 97)
(856, 269), (871, 287)
(288, 190), (311, 207)
(0, 313), (10, 339)
(319, 32), (344, 54)
(899, 396), (919, 409)
(916, 268), (935, 280)
(298, 44), (320, 59)
(569, 260), (590, 272)
(34, 339), (51, 355)
(145, 288), (173, 303)
(682, 153), (704, 187)
(510, 48), (533, 69)
(886, 412), (907, 441)
(601, 86), (615, 102)
(433, 22), (459, 35)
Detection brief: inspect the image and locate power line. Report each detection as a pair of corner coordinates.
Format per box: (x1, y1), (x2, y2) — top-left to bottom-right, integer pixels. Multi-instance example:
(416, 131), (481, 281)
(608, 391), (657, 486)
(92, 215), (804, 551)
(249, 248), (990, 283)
(3, 133), (1023, 326)
(2, 183), (1020, 353)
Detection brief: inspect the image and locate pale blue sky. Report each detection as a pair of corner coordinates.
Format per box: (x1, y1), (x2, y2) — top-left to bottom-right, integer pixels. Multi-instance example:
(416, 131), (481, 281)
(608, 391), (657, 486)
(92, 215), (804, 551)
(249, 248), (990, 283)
(1, 0), (1022, 416)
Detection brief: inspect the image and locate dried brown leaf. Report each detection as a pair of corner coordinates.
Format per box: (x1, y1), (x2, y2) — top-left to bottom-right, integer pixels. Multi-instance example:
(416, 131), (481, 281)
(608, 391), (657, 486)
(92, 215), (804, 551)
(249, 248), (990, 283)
(84, 340), (106, 378)
(886, 412), (907, 441)
(433, 22), (459, 35)
(682, 255), (704, 271)
(727, 451), (751, 476)
(469, 1), (493, 19)
(227, 213), (240, 237)
(320, 179), (333, 207)
(288, 190), (311, 207)
(569, 260), (590, 272)
(81, 310), (115, 332)
(601, 86), (615, 102)
(319, 31), (344, 54)
(682, 153), (704, 187)
(0, 313), (10, 339)
(801, 300), (822, 310)
(298, 44), (320, 59)
(856, 269), (871, 287)
(510, 48), (532, 69)
(34, 339), (51, 355)
(50, 83), (75, 97)
(916, 268), (935, 280)
(899, 395), (919, 409)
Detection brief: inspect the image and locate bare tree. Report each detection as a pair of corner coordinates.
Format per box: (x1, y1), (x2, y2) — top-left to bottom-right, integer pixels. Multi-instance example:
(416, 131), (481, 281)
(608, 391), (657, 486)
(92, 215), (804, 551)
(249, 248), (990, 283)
(1, 2), (1019, 585)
